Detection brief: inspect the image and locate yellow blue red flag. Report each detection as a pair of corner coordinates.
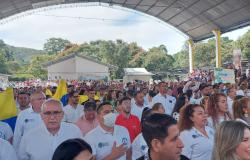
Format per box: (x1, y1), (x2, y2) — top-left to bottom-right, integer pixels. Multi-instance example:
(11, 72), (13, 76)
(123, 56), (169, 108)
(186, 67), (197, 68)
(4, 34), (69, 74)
(53, 79), (68, 101)
(0, 88), (17, 131)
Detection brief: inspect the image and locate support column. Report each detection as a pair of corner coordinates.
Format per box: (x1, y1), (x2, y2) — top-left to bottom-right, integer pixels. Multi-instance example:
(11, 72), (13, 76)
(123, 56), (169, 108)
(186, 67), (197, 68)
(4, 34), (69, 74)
(212, 29), (222, 68)
(188, 39), (195, 73)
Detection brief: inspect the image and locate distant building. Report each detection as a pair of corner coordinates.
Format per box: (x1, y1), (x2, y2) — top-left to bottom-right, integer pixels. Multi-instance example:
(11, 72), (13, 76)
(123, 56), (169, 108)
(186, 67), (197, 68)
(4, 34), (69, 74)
(123, 68), (154, 84)
(43, 53), (116, 81)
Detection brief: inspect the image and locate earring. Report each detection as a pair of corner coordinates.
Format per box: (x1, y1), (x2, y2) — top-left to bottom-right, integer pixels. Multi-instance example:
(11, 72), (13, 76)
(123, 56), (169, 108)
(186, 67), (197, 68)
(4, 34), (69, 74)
(244, 110), (248, 118)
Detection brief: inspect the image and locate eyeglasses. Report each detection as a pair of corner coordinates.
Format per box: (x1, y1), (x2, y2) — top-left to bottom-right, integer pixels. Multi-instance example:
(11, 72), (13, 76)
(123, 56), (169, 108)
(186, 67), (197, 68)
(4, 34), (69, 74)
(43, 111), (63, 116)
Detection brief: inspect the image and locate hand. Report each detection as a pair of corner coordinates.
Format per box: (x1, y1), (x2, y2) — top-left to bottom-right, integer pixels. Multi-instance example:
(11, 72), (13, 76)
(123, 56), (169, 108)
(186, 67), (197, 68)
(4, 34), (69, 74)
(110, 142), (127, 159)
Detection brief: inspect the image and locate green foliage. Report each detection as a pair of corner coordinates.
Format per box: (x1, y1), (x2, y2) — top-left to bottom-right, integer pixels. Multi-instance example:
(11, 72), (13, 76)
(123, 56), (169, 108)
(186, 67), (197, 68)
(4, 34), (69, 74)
(173, 50), (189, 68)
(43, 38), (71, 55)
(27, 54), (55, 80)
(1, 29), (250, 80)
(143, 46), (174, 72)
(7, 45), (45, 62)
(0, 50), (9, 74)
(9, 74), (34, 81)
(234, 30), (250, 60)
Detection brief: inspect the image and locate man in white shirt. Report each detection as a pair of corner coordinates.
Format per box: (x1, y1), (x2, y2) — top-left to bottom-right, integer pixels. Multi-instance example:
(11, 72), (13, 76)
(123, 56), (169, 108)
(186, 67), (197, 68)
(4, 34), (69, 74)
(84, 102), (132, 160)
(0, 138), (17, 160)
(17, 92), (30, 113)
(63, 91), (84, 123)
(131, 91), (148, 121)
(151, 82), (176, 115)
(0, 121), (13, 143)
(18, 98), (82, 160)
(190, 83), (211, 105)
(13, 92), (46, 151)
(227, 85), (237, 115)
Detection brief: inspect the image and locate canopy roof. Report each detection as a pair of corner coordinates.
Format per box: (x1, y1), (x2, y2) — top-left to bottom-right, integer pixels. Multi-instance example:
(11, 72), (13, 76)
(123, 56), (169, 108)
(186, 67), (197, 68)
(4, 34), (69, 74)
(124, 68), (154, 76)
(0, 0), (250, 41)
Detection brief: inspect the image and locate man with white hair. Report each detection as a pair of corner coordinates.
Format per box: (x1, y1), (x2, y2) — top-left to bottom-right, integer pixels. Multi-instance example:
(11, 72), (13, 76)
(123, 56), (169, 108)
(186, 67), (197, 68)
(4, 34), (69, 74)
(18, 98), (82, 160)
(13, 92), (46, 151)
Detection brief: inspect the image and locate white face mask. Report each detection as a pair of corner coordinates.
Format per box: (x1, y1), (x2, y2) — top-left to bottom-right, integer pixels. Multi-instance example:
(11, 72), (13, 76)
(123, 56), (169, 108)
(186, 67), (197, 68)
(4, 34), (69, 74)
(103, 112), (117, 128)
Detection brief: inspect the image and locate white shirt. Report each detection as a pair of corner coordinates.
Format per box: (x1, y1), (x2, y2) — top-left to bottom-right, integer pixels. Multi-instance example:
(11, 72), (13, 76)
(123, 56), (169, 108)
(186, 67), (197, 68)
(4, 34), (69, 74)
(63, 104), (84, 123)
(151, 93), (176, 115)
(131, 103), (147, 121)
(13, 107), (43, 151)
(84, 125), (131, 160)
(190, 96), (203, 105)
(0, 121), (13, 141)
(236, 90), (245, 96)
(180, 126), (214, 160)
(18, 122), (82, 160)
(207, 116), (227, 129)
(227, 96), (234, 116)
(132, 133), (148, 160)
(0, 138), (17, 160)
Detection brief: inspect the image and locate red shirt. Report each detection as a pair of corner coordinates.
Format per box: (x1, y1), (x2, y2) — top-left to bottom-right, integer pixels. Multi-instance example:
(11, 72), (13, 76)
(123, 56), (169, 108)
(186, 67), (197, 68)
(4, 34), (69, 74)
(115, 113), (141, 142)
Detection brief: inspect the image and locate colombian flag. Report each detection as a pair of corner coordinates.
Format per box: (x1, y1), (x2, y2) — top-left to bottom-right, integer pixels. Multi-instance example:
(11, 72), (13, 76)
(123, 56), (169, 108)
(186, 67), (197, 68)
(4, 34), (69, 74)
(53, 79), (68, 106)
(0, 88), (17, 131)
(53, 79), (67, 100)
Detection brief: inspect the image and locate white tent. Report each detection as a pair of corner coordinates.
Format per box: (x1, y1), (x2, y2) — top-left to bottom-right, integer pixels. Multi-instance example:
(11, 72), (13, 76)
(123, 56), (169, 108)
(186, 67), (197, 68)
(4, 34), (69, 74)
(123, 68), (154, 84)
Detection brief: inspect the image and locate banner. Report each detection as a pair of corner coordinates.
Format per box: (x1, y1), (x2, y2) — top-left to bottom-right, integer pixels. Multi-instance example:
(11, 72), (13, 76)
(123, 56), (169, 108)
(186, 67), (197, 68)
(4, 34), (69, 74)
(214, 68), (235, 84)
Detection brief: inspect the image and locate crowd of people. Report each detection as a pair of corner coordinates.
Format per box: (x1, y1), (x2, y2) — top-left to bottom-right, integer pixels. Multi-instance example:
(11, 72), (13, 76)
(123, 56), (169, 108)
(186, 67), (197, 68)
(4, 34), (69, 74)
(0, 73), (250, 160)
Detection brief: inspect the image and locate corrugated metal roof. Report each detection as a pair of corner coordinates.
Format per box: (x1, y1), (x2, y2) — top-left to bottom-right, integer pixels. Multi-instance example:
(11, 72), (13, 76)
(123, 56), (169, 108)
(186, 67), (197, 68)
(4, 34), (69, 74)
(0, 0), (250, 41)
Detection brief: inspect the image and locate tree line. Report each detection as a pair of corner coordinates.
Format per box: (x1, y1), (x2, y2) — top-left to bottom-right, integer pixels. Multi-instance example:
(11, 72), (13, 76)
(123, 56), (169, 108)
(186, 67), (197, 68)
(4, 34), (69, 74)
(0, 30), (250, 80)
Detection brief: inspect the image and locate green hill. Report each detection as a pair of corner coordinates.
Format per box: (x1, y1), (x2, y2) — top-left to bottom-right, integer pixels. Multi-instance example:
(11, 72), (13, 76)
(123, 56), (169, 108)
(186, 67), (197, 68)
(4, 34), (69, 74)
(6, 45), (45, 62)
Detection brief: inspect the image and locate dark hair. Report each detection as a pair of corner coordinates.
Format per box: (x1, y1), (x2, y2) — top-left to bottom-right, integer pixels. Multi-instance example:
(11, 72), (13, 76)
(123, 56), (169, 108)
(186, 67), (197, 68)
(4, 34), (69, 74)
(149, 90), (157, 98)
(134, 91), (143, 98)
(158, 81), (165, 86)
(235, 95), (245, 101)
(151, 103), (164, 112)
(84, 101), (97, 111)
(52, 138), (92, 160)
(141, 107), (151, 122)
(178, 104), (202, 132)
(199, 83), (209, 91)
(172, 94), (187, 115)
(119, 96), (131, 104)
(185, 89), (192, 100)
(96, 101), (112, 114)
(18, 91), (30, 96)
(68, 91), (78, 98)
(142, 114), (177, 148)
(106, 90), (116, 101)
(67, 85), (74, 89)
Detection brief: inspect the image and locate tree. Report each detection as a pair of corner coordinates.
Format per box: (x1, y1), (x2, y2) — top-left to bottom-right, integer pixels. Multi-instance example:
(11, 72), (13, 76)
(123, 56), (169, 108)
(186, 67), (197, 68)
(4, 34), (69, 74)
(43, 38), (71, 55)
(0, 51), (8, 73)
(173, 50), (189, 69)
(143, 45), (174, 72)
(27, 54), (54, 79)
(234, 30), (250, 61)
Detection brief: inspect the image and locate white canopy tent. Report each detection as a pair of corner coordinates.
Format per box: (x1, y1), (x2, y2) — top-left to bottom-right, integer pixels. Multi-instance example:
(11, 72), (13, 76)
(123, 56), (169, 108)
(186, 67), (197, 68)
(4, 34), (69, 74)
(123, 68), (154, 84)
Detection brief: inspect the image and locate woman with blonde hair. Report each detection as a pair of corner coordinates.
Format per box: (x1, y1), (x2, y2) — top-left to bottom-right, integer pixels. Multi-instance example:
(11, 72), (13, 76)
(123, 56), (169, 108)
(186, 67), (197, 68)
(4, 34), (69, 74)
(233, 97), (250, 125)
(212, 120), (250, 160)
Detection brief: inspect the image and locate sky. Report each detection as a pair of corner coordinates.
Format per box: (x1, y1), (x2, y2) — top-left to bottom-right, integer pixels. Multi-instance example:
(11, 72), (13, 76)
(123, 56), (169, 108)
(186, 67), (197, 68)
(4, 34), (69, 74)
(0, 3), (249, 55)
